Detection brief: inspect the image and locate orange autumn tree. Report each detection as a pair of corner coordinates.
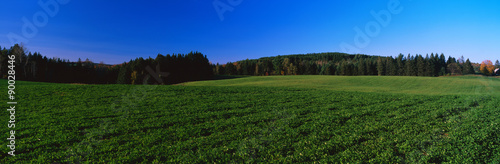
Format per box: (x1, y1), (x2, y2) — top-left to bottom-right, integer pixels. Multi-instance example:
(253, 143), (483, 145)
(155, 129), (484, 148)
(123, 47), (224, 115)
(480, 60), (495, 76)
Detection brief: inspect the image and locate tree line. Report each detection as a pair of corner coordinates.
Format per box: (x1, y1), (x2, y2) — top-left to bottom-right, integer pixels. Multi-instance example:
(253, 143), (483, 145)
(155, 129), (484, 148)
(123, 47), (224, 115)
(213, 52), (483, 77)
(2, 44), (498, 85)
(0, 44), (212, 84)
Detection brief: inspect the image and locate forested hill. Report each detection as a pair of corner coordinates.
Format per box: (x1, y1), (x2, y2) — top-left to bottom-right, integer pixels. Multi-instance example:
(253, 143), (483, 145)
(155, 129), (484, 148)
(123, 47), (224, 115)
(213, 52), (478, 77)
(1, 44), (495, 85)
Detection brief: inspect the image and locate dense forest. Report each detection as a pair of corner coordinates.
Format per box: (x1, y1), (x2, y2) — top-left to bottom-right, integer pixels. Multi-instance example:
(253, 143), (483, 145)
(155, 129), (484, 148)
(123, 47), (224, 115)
(1, 44), (499, 85)
(0, 44), (212, 84)
(213, 53), (484, 77)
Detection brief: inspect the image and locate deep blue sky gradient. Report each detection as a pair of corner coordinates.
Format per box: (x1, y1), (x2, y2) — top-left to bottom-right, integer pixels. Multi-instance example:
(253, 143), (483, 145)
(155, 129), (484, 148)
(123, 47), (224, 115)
(1, 0), (499, 64)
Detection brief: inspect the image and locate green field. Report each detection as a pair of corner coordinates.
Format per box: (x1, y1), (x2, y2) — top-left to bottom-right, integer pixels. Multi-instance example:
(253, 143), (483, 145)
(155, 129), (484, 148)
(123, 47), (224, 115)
(1, 76), (500, 163)
(187, 75), (500, 95)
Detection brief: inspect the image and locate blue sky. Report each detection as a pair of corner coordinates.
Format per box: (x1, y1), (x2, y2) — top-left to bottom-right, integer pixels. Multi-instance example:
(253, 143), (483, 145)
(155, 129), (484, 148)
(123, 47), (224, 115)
(1, 0), (499, 64)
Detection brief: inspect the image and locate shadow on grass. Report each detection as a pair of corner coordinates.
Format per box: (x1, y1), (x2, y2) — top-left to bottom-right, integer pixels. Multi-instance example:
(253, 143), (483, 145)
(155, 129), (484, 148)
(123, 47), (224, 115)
(211, 75), (249, 80)
(174, 75), (249, 85)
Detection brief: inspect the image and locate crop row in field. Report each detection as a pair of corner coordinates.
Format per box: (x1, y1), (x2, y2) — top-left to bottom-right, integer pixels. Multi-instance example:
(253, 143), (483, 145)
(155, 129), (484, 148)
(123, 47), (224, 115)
(1, 76), (499, 163)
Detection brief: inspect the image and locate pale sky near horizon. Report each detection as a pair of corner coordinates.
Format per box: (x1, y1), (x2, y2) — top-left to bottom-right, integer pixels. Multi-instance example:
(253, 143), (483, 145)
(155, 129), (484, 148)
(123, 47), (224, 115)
(1, 0), (499, 64)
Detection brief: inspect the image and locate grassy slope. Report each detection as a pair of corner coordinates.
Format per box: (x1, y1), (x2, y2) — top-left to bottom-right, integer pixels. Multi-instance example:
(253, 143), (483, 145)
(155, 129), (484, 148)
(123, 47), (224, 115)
(0, 76), (499, 163)
(185, 75), (500, 95)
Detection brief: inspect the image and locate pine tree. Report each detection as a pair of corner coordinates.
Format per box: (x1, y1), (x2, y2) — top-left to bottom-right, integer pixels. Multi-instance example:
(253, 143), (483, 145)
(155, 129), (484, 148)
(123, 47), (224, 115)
(116, 65), (130, 84)
(446, 57), (460, 75)
(463, 59), (474, 74)
(254, 62), (260, 76)
(385, 57), (396, 76)
(272, 57), (282, 75)
(225, 62), (236, 75)
(416, 55), (426, 76)
(304, 61), (315, 75)
(426, 55), (436, 76)
(447, 56), (456, 65)
(288, 63), (297, 75)
(376, 57), (385, 76)
(282, 58), (291, 75)
(345, 61), (354, 76)
(431, 53), (439, 76)
(438, 53), (446, 76)
(366, 60), (375, 75)
(320, 63), (332, 75)
(447, 63), (462, 75)
(405, 54), (416, 76)
(263, 59), (273, 75)
(396, 54), (405, 76)
(352, 61), (358, 76)
(357, 58), (366, 75)
(339, 60), (348, 75)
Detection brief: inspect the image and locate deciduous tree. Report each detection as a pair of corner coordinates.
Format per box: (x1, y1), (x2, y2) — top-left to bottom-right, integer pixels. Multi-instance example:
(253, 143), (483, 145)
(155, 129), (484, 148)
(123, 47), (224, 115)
(480, 60), (495, 76)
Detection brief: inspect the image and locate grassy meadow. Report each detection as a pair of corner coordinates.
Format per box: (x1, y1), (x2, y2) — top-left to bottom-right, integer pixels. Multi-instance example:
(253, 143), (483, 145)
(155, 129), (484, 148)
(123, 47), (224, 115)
(1, 75), (500, 163)
(186, 75), (500, 95)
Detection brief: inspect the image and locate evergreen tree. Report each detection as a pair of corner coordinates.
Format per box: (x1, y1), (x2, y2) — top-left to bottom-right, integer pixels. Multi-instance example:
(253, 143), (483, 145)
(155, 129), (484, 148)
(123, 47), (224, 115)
(376, 57), (385, 76)
(262, 59), (273, 75)
(385, 57), (397, 76)
(288, 62), (297, 75)
(405, 54), (416, 76)
(345, 61), (354, 76)
(296, 61), (305, 75)
(235, 62), (242, 75)
(447, 56), (456, 65)
(282, 58), (291, 75)
(447, 63), (462, 75)
(416, 55), (426, 76)
(426, 55), (436, 76)
(366, 60), (375, 75)
(351, 62), (358, 76)
(357, 58), (366, 75)
(445, 56), (458, 75)
(328, 63), (335, 75)
(116, 65), (130, 84)
(339, 60), (347, 75)
(254, 61), (261, 76)
(320, 63), (332, 75)
(463, 59), (475, 74)
(272, 57), (282, 75)
(225, 62), (236, 75)
(2, 44), (486, 84)
(215, 63), (224, 75)
(438, 53), (447, 76)
(396, 54), (405, 76)
(304, 61), (316, 75)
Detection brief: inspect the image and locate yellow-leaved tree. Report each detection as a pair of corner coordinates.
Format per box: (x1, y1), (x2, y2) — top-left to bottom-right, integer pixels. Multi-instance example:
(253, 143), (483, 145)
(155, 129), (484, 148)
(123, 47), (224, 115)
(480, 60), (495, 76)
